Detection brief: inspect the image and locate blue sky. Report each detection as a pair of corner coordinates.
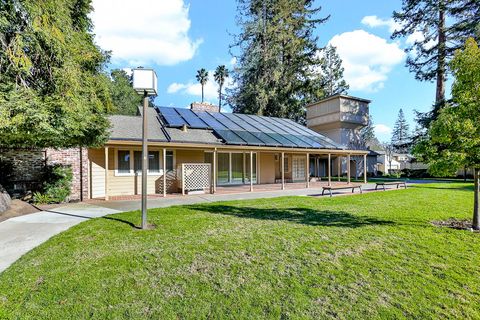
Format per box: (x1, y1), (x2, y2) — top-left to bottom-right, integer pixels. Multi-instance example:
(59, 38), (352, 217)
(91, 0), (443, 142)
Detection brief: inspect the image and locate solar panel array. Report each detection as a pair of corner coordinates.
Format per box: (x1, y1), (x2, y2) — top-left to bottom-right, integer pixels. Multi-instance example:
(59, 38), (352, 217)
(156, 106), (343, 149)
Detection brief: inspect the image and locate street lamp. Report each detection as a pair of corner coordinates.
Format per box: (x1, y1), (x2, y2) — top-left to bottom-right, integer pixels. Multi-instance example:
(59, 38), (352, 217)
(132, 67), (157, 229)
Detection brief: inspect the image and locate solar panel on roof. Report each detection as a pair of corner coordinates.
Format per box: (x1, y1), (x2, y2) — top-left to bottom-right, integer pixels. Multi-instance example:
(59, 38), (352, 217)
(279, 118), (341, 149)
(176, 108), (209, 129)
(268, 117), (324, 148)
(242, 115), (298, 147)
(255, 116), (312, 148)
(195, 111), (226, 129)
(225, 114), (281, 146)
(210, 113), (265, 146)
(158, 107), (187, 127)
(214, 129), (246, 145)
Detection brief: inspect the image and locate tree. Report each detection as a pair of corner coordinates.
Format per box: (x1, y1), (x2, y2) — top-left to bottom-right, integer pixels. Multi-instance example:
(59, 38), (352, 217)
(196, 68), (209, 103)
(392, 0), (480, 130)
(318, 44), (349, 97)
(229, 0), (329, 122)
(109, 69), (142, 115)
(414, 38), (480, 229)
(383, 142), (395, 174)
(391, 109), (411, 153)
(0, 0), (113, 148)
(213, 65), (229, 111)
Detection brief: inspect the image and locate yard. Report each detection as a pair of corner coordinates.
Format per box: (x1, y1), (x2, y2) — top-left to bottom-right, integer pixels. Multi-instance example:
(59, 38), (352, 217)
(0, 183), (479, 319)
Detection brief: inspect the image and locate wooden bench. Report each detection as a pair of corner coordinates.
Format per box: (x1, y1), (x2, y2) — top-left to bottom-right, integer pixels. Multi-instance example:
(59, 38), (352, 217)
(375, 181), (407, 191)
(321, 184), (363, 197)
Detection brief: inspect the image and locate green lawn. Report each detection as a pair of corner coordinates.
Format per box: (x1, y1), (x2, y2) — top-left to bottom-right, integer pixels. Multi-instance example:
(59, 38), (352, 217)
(1, 184), (479, 319)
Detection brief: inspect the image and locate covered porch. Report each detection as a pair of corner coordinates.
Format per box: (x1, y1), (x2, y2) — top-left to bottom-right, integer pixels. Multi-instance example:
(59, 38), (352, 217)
(88, 142), (368, 200)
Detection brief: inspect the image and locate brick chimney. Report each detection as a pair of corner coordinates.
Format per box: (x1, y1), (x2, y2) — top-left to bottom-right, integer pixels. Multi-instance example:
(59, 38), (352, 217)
(190, 102), (220, 113)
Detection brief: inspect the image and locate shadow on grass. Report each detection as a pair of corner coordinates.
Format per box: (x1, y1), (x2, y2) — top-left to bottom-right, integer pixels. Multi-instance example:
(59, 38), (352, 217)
(189, 205), (393, 228)
(102, 216), (142, 229)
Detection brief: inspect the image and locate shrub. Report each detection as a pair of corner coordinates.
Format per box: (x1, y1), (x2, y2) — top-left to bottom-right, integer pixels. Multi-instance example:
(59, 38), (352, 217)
(33, 164), (73, 204)
(0, 159), (14, 190)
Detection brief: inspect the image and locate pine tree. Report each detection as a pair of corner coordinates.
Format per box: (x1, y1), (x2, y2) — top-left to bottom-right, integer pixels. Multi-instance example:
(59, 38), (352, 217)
(391, 109), (411, 153)
(392, 0), (480, 131)
(109, 69), (142, 116)
(229, 0), (329, 122)
(318, 44), (349, 97)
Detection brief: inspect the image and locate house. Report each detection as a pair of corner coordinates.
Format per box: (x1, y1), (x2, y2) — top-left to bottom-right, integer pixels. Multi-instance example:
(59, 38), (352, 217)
(1, 95), (373, 200)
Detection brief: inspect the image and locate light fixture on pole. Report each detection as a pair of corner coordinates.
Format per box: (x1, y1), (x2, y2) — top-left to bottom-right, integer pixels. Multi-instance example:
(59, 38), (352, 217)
(132, 67), (158, 229)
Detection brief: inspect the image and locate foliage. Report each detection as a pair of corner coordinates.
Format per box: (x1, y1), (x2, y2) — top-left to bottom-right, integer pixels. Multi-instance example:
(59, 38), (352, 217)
(213, 65), (229, 111)
(392, 0), (480, 131)
(414, 38), (480, 228)
(0, 0), (112, 148)
(196, 68), (209, 103)
(391, 108), (411, 153)
(317, 44), (349, 97)
(0, 158), (14, 189)
(229, 0), (331, 123)
(109, 69), (142, 115)
(1, 184), (479, 318)
(33, 164), (73, 204)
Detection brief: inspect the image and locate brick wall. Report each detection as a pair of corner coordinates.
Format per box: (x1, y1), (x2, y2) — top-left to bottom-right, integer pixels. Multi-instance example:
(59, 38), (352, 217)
(45, 148), (88, 201)
(190, 102), (220, 113)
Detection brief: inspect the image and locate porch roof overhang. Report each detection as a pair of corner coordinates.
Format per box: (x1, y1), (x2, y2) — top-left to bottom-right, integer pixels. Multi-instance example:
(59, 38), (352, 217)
(105, 139), (369, 156)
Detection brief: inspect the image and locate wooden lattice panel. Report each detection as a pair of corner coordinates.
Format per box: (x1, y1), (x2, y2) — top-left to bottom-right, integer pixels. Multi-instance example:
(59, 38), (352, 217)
(181, 163), (211, 192)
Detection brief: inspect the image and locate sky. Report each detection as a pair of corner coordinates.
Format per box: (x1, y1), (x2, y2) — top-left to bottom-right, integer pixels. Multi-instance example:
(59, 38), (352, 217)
(90, 0), (443, 142)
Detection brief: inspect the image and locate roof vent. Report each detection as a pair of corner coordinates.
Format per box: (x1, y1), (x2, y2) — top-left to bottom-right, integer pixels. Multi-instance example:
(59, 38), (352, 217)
(190, 102), (219, 113)
(181, 124), (188, 132)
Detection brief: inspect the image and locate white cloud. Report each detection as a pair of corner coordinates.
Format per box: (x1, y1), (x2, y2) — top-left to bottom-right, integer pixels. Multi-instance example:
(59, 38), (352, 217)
(229, 57), (237, 66)
(91, 0), (202, 66)
(328, 30), (405, 92)
(167, 71), (234, 102)
(374, 124), (392, 135)
(361, 15), (401, 33)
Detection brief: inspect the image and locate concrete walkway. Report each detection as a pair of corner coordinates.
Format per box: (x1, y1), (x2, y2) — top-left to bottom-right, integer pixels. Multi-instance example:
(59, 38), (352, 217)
(0, 182), (410, 273)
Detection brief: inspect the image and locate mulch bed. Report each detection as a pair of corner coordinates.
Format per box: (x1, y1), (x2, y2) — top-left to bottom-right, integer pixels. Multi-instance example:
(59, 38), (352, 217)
(0, 200), (40, 222)
(431, 218), (479, 232)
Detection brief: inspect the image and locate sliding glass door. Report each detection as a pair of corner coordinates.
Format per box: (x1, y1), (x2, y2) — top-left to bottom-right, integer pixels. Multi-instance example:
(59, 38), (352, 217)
(217, 153), (230, 185)
(207, 152), (257, 185)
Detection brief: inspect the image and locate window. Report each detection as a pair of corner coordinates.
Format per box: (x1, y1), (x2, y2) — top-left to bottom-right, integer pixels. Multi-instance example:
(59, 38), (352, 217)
(166, 151), (174, 171)
(284, 156), (289, 173)
(117, 150), (130, 174)
(134, 151), (160, 174)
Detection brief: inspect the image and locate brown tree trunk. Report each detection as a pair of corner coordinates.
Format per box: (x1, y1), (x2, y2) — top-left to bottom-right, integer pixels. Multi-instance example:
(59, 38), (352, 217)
(435, 3), (446, 108)
(473, 168), (480, 230)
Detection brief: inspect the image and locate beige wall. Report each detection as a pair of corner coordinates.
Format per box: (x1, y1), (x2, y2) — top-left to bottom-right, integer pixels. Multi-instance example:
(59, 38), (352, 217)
(259, 153), (276, 184)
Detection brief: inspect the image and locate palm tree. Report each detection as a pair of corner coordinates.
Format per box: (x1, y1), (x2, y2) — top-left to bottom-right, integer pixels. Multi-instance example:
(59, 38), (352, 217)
(214, 65), (229, 111)
(196, 68), (209, 102)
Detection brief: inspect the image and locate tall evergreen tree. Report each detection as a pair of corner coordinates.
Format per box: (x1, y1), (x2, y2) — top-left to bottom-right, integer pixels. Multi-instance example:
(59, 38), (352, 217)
(229, 0), (329, 122)
(392, 0), (480, 131)
(318, 44), (349, 97)
(214, 65), (229, 111)
(109, 69), (142, 116)
(196, 68), (209, 103)
(391, 109), (411, 153)
(0, 0), (113, 148)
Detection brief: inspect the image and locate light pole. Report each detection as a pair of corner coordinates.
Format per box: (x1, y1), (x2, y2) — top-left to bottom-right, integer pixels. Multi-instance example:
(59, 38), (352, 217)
(132, 67), (157, 229)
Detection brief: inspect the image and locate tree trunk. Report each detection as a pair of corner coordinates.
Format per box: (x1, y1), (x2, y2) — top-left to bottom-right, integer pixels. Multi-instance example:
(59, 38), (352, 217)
(473, 168), (480, 230)
(201, 86), (204, 103)
(435, 3), (446, 108)
(219, 84), (223, 112)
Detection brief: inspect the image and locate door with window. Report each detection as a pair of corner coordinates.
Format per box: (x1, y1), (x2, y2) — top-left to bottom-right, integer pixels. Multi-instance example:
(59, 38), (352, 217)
(292, 156), (306, 181)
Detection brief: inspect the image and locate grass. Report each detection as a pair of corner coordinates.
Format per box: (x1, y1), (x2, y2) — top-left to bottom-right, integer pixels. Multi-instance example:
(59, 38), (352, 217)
(0, 183), (479, 319)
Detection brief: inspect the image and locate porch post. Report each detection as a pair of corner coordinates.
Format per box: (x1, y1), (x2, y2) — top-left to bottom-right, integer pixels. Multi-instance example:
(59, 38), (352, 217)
(104, 146), (109, 200)
(328, 153), (331, 186)
(163, 148), (166, 197)
(363, 153), (367, 184)
(347, 154), (351, 184)
(213, 148), (217, 193)
(306, 153), (310, 188)
(337, 156), (341, 182)
(250, 151), (253, 192)
(181, 163), (185, 196)
(281, 152), (285, 190)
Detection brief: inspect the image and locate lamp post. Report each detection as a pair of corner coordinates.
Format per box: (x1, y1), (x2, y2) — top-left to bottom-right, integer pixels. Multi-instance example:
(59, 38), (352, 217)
(132, 67), (158, 229)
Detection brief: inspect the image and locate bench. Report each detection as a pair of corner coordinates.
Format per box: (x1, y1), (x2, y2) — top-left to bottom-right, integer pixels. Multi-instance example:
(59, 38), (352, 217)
(321, 184), (363, 197)
(375, 181), (407, 191)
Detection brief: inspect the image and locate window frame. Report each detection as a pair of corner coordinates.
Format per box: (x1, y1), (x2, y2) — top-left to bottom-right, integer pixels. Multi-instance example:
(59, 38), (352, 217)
(115, 148), (165, 177)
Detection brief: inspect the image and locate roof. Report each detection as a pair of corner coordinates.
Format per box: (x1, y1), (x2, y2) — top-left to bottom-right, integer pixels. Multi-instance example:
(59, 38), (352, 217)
(109, 108), (167, 142)
(306, 94), (371, 107)
(155, 106), (344, 150)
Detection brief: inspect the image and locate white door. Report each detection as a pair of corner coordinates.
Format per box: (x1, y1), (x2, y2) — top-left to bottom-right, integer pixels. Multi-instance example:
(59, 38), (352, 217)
(90, 160), (105, 198)
(292, 156), (306, 181)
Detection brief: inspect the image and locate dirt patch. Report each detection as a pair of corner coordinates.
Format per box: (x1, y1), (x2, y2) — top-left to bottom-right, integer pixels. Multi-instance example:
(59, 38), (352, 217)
(431, 219), (479, 232)
(0, 200), (40, 222)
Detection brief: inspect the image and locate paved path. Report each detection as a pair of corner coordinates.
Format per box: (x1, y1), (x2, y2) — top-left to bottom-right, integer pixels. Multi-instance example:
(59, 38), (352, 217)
(0, 182), (411, 273)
